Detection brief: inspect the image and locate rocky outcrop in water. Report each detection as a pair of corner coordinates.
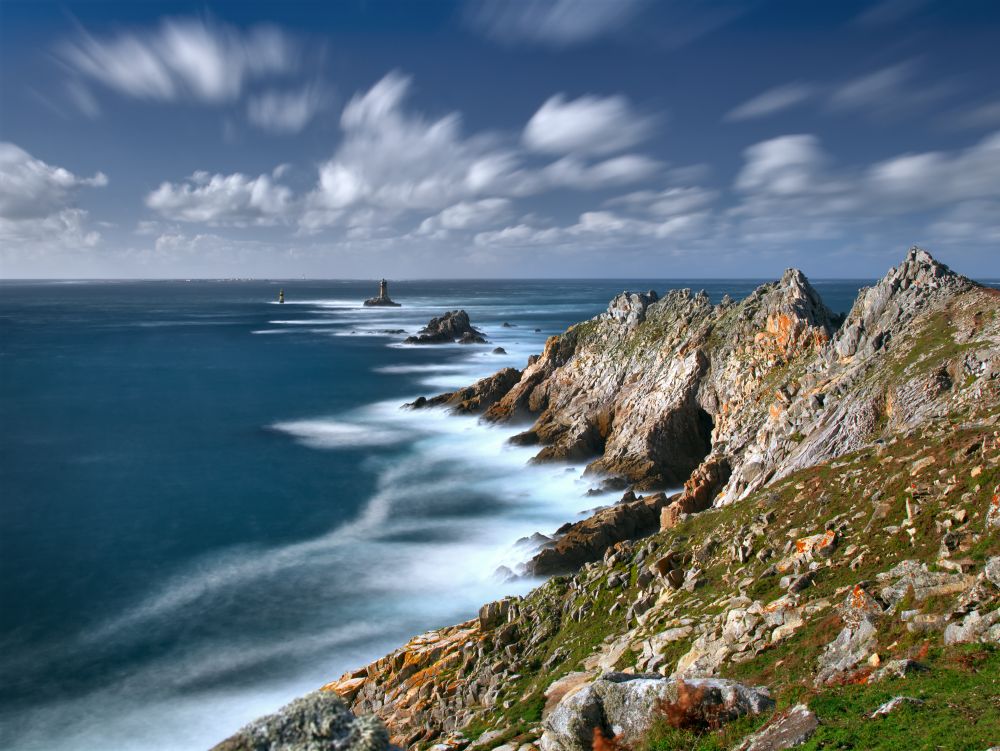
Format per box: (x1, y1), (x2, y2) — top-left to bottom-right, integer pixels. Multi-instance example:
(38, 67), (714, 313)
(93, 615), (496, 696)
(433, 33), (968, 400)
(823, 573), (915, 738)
(404, 310), (487, 345)
(364, 279), (401, 307)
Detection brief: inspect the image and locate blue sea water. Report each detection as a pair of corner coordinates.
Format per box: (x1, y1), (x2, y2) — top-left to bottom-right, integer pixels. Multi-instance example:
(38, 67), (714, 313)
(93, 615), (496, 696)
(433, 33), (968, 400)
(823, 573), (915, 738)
(0, 278), (870, 751)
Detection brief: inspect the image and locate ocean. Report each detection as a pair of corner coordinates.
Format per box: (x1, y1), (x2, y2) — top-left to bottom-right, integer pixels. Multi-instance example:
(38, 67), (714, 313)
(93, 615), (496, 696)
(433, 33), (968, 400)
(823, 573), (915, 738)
(0, 278), (871, 751)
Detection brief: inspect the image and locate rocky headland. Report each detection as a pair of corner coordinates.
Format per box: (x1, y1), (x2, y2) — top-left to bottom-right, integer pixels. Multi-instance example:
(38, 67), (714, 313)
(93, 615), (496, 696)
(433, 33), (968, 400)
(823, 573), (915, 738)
(217, 248), (999, 751)
(404, 310), (488, 345)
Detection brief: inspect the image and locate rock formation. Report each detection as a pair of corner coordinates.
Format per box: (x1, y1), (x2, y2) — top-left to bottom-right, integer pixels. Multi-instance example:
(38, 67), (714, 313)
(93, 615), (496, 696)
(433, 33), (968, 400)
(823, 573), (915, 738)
(404, 310), (487, 345)
(364, 278), (401, 307)
(227, 247), (1000, 751)
(212, 690), (389, 751)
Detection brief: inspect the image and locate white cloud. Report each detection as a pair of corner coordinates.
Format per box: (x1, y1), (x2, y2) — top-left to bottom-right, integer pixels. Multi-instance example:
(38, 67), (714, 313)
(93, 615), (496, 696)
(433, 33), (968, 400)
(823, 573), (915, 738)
(59, 17), (296, 103)
(725, 83), (815, 122)
(466, 0), (646, 46)
(417, 198), (511, 235)
(0, 142), (107, 248)
(606, 186), (718, 217)
(523, 94), (654, 155)
(301, 73), (660, 232)
(247, 83), (329, 134)
(828, 60), (955, 120)
(855, 0), (931, 28)
(735, 135), (828, 196)
(867, 131), (1000, 206)
(145, 170), (294, 225)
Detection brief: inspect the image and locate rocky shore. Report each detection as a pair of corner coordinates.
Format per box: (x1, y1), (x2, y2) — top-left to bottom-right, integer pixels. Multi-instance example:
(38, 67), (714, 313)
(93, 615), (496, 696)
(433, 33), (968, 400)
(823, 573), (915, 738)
(216, 248), (999, 751)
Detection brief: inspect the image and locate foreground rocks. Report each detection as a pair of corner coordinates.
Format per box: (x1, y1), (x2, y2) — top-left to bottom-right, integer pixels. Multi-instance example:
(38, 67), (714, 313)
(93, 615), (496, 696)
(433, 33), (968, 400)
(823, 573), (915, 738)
(212, 691), (388, 751)
(404, 311), (487, 345)
(540, 673), (773, 751)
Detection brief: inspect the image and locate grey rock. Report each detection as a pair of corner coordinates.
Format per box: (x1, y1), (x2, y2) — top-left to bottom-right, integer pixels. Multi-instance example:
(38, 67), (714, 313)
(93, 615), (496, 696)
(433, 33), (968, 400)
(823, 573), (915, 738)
(405, 310), (487, 345)
(733, 703), (818, 750)
(211, 690), (388, 751)
(871, 696), (923, 718)
(815, 619), (877, 685)
(540, 673), (773, 751)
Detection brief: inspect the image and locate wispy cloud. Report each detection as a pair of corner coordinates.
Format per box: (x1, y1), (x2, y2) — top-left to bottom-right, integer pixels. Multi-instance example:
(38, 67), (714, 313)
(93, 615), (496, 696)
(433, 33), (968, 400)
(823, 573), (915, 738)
(145, 170), (294, 226)
(465, 0), (647, 46)
(247, 82), (330, 134)
(523, 93), (656, 155)
(57, 16), (297, 104)
(724, 83), (815, 122)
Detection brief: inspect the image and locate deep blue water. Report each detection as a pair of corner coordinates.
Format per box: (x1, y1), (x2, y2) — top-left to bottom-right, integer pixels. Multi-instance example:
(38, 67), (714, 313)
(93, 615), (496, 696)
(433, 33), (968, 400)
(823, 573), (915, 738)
(0, 278), (870, 750)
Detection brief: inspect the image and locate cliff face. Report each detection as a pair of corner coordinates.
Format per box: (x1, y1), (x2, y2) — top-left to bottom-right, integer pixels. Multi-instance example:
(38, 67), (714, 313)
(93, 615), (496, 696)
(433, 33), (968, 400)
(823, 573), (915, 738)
(455, 248), (992, 512)
(217, 248), (1000, 751)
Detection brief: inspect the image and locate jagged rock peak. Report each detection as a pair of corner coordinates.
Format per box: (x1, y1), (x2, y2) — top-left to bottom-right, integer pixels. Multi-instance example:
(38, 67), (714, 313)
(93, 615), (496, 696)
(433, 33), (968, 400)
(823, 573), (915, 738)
(833, 246), (973, 359)
(606, 289), (659, 328)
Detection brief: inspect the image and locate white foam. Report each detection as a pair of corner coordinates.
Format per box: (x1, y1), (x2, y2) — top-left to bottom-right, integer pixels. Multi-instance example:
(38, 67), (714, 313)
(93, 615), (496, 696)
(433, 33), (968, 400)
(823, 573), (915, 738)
(270, 418), (409, 449)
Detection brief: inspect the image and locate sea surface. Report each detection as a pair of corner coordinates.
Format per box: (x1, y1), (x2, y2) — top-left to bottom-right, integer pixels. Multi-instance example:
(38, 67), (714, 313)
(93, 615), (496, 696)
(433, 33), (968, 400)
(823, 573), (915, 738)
(0, 278), (872, 751)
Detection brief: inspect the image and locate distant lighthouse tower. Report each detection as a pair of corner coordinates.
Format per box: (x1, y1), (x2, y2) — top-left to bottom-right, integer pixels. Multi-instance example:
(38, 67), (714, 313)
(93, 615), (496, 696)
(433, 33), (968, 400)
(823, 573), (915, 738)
(278, 289), (285, 304)
(363, 277), (401, 306)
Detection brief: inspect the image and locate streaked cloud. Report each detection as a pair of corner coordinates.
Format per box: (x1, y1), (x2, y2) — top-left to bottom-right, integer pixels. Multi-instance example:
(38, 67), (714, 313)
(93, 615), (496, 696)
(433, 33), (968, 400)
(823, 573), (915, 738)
(58, 17), (296, 103)
(725, 83), (815, 122)
(466, 0), (647, 47)
(523, 93), (655, 155)
(247, 83), (330, 134)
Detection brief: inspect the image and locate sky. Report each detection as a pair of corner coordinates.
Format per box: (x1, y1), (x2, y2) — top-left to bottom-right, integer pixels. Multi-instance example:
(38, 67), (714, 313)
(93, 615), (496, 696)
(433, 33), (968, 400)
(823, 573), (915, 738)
(0, 0), (999, 279)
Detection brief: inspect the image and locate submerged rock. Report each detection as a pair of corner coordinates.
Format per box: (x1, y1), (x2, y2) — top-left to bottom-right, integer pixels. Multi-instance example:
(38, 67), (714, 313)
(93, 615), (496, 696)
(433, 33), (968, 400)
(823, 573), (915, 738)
(404, 310), (487, 345)
(211, 690), (388, 751)
(406, 367), (521, 414)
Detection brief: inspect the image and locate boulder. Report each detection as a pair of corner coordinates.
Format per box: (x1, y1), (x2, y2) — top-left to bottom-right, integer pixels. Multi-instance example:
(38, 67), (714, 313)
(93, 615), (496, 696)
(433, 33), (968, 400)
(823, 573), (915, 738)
(211, 690), (388, 751)
(733, 703), (818, 750)
(405, 311), (487, 345)
(540, 673), (773, 751)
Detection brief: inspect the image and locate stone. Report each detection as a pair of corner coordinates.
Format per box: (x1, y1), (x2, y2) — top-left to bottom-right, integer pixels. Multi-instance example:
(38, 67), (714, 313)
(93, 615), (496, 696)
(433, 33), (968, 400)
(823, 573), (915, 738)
(733, 703), (818, 751)
(211, 690), (389, 751)
(540, 674), (773, 751)
(815, 619), (877, 685)
(405, 310), (487, 345)
(943, 608), (1000, 645)
(493, 347), (508, 355)
(868, 658), (926, 683)
(870, 696), (923, 718)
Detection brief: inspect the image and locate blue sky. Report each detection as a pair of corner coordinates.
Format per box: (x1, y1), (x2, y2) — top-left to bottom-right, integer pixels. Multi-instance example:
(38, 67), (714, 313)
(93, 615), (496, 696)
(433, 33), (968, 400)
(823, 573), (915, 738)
(1, 0), (998, 278)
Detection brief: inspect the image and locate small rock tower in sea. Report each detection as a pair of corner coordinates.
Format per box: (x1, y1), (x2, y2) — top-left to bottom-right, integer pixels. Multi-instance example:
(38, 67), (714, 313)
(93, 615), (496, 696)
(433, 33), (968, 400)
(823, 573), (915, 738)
(278, 289), (284, 304)
(363, 278), (401, 307)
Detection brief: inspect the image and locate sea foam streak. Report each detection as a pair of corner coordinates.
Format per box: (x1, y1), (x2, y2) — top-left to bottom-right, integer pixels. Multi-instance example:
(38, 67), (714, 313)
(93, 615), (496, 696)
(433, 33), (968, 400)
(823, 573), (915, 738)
(1, 292), (602, 751)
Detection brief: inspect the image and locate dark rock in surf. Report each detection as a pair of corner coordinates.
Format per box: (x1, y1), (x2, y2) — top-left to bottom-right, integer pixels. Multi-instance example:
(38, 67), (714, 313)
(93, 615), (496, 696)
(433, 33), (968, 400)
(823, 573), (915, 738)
(404, 310), (487, 345)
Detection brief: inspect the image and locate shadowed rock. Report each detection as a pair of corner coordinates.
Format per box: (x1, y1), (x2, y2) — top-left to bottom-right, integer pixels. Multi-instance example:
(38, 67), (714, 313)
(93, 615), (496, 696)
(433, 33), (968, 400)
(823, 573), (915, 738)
(404, 310), (487, 345)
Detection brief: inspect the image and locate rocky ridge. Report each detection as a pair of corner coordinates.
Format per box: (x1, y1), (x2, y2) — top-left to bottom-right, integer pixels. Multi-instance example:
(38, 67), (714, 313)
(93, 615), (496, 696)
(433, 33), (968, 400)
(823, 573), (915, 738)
(218, 248), (1000, 751)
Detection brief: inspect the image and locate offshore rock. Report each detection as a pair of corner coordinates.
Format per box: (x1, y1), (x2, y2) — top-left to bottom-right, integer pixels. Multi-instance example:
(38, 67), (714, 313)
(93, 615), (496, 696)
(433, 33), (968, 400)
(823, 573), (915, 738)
(211, 690), (388, 751)
(540, 673), (773, 751)
(405, 311), (487, 345)
(364, 278), (401, 307)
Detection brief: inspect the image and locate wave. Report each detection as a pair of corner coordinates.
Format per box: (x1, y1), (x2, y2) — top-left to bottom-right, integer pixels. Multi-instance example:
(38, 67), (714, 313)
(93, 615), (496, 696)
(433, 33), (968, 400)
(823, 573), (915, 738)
(269, 418), (409, 449)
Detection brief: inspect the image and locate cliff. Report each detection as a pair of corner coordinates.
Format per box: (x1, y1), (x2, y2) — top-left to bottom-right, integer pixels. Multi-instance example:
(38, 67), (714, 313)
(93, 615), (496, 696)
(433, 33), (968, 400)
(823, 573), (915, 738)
(216, 248), (1000, 751)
